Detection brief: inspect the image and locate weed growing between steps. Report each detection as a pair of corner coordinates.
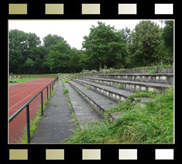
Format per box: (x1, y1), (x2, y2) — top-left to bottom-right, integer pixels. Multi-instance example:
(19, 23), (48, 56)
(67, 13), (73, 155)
(62, 86), (79, 126)
(85, 85), (91, 90)
(18, 80), (58, 144)
(63, 88), (173, 144)
(116, 84), (123, 89)
(71, 112), (80, 126)
(66, 97), (73, 109)
(63, 88), (69, 94)
(62, 88), (73, 109)
(148, 69), (158, 74)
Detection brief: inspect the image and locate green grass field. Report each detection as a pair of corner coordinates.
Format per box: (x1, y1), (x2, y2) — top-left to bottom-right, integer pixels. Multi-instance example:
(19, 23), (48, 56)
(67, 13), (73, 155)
(9, 74), (60, 85)
(13, 74), (58, 78)
(9, 78), (40, 85)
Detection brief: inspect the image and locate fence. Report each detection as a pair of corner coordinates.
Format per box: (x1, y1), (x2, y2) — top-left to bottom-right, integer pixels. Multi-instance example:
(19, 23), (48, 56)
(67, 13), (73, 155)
(9, 77), (58, 143)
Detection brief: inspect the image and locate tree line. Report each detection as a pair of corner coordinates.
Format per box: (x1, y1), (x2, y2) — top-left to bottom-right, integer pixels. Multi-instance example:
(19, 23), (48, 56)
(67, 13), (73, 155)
(9, 20), (173, 74)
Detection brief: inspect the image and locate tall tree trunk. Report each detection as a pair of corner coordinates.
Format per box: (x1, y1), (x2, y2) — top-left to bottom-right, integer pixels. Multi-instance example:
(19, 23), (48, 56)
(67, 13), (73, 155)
(99, 61), (102, 71)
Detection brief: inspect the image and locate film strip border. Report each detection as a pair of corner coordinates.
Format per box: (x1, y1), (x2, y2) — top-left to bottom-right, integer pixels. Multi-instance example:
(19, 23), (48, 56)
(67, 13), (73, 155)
(8, 148), (175, 160)
(4, 1), (177, 163)
(8, 3), (174, 15)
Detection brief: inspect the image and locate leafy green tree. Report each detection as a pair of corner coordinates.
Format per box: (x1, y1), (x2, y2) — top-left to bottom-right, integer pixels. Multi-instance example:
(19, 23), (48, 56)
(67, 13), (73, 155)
(82, 21), (127, 70)
(69, 48), (83, 73)
(159, 21), (174, 65)
(27, 32), (41, 48)
(33, 57), (45, 73)
(129, 21), (161, 67)
(45, 41), (71, 73)
(119, 27), (131, 44)
(24, 58), (34, 73)
(9, 29), (41, 73)
(79, 53), (99, 71)
(162, 21), (173, 49)
(43, 34), (65, 48)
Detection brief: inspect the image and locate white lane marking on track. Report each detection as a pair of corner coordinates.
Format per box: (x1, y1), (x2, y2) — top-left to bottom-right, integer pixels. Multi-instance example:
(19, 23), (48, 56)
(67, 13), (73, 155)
(9, 87), (44, 110)
(9, 79), (43, 92)
(9, 80), (53, 94)
(9, 78), (42, 87)
(9, 83), (45, 99)
(9, 78), (54, 96)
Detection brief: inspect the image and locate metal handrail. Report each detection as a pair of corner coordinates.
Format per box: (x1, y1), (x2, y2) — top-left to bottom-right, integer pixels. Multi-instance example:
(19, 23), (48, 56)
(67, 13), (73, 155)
(9, 76), (58, 143)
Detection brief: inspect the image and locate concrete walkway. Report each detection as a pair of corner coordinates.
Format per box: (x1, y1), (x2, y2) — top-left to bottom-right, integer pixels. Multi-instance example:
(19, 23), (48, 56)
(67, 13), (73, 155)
(31, 80), (76, 144)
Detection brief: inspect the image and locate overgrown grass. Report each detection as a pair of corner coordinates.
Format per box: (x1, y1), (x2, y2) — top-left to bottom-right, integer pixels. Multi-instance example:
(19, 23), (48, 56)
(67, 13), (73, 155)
(64, 88), (173, 144)
(100, 65), (173, 73)
(100, 68), (115, 73)
(19, 80), (58, 143)
(59, 73), (70, 78)
(62, 73), (84, 83)
(19, 99), (50, 144)
(132, 65), (173, 69)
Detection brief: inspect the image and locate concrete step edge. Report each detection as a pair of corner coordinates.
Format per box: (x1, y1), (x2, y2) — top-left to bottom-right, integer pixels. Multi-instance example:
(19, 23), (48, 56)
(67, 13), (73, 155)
(68, 81), (112, 119)
(79, 77), (172, 94)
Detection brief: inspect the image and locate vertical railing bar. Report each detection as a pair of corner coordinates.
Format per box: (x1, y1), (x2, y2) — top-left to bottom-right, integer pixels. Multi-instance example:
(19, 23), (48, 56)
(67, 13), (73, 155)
(9, 77), (58, 144)
(47, 86), (49, 100)
(50, 84), (51, 97)
(41, 91), (43, 116)
(52, 82), (53, 91)
(26, 105), (30, 143)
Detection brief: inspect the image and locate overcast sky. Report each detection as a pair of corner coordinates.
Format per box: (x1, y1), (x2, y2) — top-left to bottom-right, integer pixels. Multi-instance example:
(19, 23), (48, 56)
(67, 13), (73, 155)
(9, 20), (163, 50)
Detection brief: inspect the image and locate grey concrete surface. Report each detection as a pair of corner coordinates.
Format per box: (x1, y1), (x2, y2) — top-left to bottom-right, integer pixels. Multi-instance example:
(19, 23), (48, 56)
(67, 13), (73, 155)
(31, 80), (76, 144)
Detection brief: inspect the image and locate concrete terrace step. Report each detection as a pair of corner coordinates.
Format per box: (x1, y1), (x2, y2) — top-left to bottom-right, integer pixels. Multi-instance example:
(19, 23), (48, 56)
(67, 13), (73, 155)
(64, 83), (102, 128)
(73, 79), (136, 103)
(68, 81), (118, 119)
(85, 67), (173, 74)
(79, 77), (173, 94)
(83, 73), (173, 85)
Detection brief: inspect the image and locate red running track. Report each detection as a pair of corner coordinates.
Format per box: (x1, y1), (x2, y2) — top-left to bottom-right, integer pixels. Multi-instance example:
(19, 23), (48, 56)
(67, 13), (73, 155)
(9, 78), (55, 143)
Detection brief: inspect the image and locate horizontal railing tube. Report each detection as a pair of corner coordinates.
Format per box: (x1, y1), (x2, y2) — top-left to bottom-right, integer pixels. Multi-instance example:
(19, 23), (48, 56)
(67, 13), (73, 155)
(9, 77), (58, 143)
(9, 77), (58, 123)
